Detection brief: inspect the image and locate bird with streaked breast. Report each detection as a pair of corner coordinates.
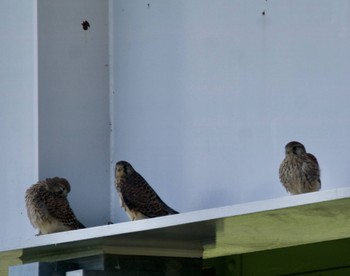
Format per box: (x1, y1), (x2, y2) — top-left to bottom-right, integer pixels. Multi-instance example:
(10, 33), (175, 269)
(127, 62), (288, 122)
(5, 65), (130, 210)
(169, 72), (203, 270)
(25, 177), (85, 235)
(279, 141), (321, 195)
(115, 161), (179, 221)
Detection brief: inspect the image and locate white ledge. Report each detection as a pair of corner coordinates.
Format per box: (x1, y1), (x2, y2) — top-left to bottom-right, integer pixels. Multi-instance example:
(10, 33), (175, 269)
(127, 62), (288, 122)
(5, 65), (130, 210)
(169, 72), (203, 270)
(1, 187), (350, 265)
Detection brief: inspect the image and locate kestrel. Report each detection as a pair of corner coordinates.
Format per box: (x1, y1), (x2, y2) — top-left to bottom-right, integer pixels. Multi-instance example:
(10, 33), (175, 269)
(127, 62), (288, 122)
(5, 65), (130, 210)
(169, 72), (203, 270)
(279, 141), (321, 195)
(25, 177), (85, 235)
(115, 161), (179, 220)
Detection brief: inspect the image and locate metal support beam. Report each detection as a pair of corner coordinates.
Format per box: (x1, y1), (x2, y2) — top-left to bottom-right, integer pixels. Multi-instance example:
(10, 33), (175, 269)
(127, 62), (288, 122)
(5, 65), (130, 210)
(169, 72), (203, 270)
(66, 270), (105, 276)
(9, 254), (202, 276)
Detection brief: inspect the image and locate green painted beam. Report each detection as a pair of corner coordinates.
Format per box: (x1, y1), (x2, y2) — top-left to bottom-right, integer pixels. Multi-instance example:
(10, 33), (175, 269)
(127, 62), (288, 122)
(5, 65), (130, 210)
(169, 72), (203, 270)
(204, 237), (350, 275)
(204, 198), (350, 258)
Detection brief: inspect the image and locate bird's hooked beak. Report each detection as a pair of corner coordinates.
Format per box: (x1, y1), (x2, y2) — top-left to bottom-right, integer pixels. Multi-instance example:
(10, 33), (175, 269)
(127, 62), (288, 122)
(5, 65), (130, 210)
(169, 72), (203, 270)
(116, 165), (124, 177)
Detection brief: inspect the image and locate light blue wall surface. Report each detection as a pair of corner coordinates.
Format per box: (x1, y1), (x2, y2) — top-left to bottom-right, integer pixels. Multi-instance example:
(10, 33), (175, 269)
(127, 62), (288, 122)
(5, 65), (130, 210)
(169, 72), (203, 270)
(112, 0), (350, 221)
(38, 0), (110, 228)
(1, 0), (110, 249)
(0, 1), (38, 248)
(1, 0), (350, 249)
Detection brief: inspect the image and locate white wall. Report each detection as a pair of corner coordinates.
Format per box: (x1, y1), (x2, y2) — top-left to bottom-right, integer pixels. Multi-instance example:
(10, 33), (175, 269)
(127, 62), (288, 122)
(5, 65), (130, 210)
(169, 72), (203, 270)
(0, 1), (38, 248)
(112, 0), (350, 221)
(1, 0), (350, 248)
(38, 0), (110, 228)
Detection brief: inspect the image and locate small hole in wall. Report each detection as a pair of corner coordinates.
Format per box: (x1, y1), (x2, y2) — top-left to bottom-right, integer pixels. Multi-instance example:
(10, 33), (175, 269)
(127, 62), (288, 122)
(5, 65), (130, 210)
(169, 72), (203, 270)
(81, 20), (90, 30)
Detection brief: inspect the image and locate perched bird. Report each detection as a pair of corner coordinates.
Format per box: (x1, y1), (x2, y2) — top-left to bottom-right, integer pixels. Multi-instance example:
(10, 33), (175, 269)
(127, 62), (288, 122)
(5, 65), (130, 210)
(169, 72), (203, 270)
(115, 161), (178, 220)
(25, 177), (85, 235)
(279, 141), (321, 195)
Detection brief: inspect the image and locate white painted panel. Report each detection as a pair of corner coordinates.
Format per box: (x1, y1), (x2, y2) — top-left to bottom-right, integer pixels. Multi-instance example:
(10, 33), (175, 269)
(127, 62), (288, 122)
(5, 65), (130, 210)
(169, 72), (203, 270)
(111, 0), (350, 221)
(38, 0), (110, 227)
(0, 1), (38, 247)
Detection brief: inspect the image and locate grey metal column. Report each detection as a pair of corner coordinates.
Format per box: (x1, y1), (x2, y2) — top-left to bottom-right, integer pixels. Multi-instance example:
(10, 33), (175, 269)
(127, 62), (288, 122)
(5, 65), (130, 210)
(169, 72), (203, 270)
(9, 263), (56, 276)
